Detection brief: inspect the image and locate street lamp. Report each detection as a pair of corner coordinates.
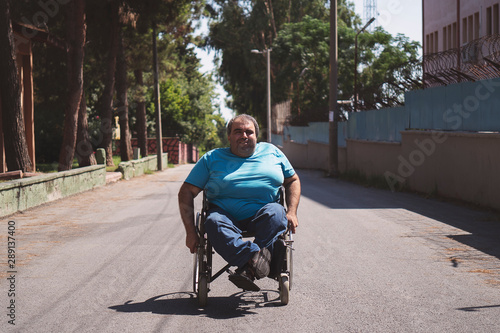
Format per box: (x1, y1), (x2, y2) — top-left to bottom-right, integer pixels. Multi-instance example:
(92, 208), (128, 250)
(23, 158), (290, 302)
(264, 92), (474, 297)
(354, 17), (375, 112)
(251, 48), (272, 143)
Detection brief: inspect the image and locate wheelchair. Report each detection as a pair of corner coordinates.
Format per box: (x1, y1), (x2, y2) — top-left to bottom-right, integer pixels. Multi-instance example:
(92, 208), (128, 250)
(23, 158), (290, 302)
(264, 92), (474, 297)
(193, 190), (294, 307)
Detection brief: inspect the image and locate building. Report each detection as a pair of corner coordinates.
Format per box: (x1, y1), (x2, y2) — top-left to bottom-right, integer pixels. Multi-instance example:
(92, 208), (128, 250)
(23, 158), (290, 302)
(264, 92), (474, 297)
(422, 0), (500, 87)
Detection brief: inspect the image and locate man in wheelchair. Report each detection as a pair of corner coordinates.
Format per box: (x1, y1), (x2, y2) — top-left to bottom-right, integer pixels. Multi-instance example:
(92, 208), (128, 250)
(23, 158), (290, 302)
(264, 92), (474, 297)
(178, 114), (301, 291)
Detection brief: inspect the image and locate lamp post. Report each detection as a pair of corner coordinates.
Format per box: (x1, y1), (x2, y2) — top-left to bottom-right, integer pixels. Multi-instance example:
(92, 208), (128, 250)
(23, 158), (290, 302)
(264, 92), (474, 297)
(354, 17), (375, 112)
(251, 48), (272, 143)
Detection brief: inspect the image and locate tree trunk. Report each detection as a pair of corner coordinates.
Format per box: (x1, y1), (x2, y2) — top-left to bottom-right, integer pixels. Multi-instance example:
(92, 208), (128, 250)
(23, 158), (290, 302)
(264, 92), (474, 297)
(116, 28), (133, 162)
(134, 69), (147, 158)
(75, 91), (97, 167)
(98, 0), (120, 166)
(58, 0), (86, 171)
(0, 0), (33, 172)
(264, 0), (277, 40)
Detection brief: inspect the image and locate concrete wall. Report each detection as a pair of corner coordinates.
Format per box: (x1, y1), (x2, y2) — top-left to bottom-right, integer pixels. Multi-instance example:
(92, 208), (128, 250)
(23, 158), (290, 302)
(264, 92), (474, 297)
(0, 165), (106, 217)
(118, 154), (168, 180)
(280, 130), (500, 211)
(345, 139), (402, 178)
(280, 140), (346, 172)
(399, 130), (500, 210)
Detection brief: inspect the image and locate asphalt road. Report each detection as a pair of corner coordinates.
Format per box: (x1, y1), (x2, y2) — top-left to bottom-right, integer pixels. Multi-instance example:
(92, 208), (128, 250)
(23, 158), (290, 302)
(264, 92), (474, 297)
(1, 164), (500, 333)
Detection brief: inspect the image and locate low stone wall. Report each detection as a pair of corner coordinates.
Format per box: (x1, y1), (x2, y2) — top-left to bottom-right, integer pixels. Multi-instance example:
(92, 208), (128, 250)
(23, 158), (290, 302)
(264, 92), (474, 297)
(0, 165), (106, 217)
(118, 153), (168, 180)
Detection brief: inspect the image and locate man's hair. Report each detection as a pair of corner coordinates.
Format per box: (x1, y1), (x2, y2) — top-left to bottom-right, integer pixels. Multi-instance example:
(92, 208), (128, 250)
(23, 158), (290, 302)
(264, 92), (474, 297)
(226, 114), (259, 138)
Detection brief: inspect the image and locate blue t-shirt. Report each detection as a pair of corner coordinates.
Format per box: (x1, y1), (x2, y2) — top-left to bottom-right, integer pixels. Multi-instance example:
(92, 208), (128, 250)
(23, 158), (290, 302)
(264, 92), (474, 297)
(185, 142), (295, 220)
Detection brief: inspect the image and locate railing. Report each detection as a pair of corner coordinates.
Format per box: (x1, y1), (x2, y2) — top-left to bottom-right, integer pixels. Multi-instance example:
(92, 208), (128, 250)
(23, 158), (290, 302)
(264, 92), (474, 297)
(423, 34), (500, 88)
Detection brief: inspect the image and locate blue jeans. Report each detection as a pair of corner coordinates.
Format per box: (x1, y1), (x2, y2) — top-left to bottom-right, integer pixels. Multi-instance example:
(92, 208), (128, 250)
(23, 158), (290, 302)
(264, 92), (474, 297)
(204, 203), (287, 268)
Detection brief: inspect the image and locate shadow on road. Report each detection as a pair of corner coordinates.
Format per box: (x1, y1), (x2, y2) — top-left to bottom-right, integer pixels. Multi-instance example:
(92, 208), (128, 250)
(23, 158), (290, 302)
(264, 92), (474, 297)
(297, 169), (500, 261)
(457, 304), (500, 312)
(108, 290), (284, 318)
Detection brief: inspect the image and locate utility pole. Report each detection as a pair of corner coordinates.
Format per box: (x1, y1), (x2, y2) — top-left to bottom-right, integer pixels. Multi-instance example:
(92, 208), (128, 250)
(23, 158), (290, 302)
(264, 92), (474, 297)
(266, 48), (272, 143)
(354, 17), (375, 111)
(251, 48), (272, 142)
(328, 0), (338, 177)
(152, 21), (163, 171)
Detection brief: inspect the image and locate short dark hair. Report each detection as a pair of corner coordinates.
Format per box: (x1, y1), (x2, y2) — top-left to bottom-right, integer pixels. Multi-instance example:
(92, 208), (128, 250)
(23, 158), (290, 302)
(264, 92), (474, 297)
(227, 114), (259, 138)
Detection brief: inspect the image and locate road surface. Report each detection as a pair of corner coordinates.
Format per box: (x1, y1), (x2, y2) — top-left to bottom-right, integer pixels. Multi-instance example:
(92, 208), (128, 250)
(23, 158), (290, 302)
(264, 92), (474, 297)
(1, 164), (500, 332)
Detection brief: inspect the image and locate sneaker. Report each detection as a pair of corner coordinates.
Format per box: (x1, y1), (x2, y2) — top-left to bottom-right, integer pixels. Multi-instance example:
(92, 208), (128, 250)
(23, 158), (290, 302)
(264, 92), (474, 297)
(268, 238), (286, 279)
(228, 266), (260, 291)
(248, 247), (271, 279)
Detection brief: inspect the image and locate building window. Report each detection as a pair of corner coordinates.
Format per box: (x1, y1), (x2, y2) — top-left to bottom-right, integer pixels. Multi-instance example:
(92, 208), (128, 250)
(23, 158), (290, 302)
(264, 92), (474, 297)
(463, 17), (468, 43)
(434, 31), (439, 53)
(443, 26), (447, 51)
(448, 24), (452, 49)
(452, 22), (457, 48)
(487, 6), (492, 35)
(495, 4), (499, 34)
(468, 15), (473, 42)
(474, 12), (480, 39)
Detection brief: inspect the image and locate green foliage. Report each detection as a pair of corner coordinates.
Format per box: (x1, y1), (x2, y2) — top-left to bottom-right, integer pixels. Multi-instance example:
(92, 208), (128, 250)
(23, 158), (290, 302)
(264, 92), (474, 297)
(273, 15), (330, 119)
(207, 0), (421, 125)
(148, 73), (225, 152)
(10, 0), (227, 165)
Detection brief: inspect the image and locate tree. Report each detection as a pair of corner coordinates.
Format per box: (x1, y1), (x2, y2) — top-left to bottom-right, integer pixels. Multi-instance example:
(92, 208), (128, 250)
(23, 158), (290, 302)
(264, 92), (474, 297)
(5, 0), (225, 171)
(96, 0), (120, 167)
(58, 0), (87, 171)
(75, 90), (97, 166)
(116, 27), (133, 161)
(0, 0), (33, 172)
(206, 0), (330, 127)
(207, 0), (421, 125)
(357, 31), (421, 110)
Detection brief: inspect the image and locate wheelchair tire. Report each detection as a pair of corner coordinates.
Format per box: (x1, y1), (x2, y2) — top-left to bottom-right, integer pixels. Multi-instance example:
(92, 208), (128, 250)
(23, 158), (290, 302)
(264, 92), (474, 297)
(193, 212), (202, 294)
(286, 232), (293, 291)
(193, 250), (200, 294)
(279, 274), (290, 305)
(198, 275), (209, 307)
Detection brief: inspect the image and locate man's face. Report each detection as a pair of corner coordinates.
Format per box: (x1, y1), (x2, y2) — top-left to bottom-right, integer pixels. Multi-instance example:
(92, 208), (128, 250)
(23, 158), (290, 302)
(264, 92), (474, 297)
(228, 118), (257, 157)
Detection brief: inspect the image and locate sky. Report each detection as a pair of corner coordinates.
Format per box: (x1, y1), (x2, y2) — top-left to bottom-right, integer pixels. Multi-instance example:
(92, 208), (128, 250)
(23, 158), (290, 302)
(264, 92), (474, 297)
(195, 0), (423, 121)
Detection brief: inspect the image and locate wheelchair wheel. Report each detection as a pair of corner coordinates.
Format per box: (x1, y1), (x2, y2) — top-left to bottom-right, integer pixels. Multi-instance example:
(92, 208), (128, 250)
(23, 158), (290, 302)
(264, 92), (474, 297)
(198, 275), (208, 307)
(285, 231), (293, 290)
(193, 248), (209, 307)
(279, 274), (290, 305)
(193, 212), (211, 307)
(193, 212), (202, 294)
(193, 249), (199, 294)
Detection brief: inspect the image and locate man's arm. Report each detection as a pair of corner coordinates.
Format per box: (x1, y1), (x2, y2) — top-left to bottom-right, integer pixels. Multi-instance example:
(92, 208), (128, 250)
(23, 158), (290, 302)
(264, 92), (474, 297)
(178, 182), (203, 253)
(283, 173), (301, 233)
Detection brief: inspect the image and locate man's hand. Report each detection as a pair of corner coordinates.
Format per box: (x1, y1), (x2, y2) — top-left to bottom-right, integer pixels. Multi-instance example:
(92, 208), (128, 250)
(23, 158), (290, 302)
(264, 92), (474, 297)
(287, 212), (299, 233)
(283, 173), (301, 234)
(178, 182), (203, 253)
(186, 229), (200, 254)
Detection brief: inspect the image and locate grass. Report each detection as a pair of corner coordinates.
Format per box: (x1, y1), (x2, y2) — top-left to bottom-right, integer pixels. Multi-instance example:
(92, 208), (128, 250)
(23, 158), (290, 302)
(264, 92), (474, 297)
(106, 155), (121, 172)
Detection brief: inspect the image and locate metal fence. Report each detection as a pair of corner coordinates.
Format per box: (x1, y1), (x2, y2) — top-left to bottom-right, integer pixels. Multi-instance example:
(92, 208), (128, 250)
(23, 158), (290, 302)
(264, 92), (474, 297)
(424, 34), (500, 88)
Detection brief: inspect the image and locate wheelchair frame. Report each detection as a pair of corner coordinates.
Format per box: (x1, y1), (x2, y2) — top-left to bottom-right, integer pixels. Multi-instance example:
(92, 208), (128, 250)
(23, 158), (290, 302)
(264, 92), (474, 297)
(193, 190), (294, 307)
